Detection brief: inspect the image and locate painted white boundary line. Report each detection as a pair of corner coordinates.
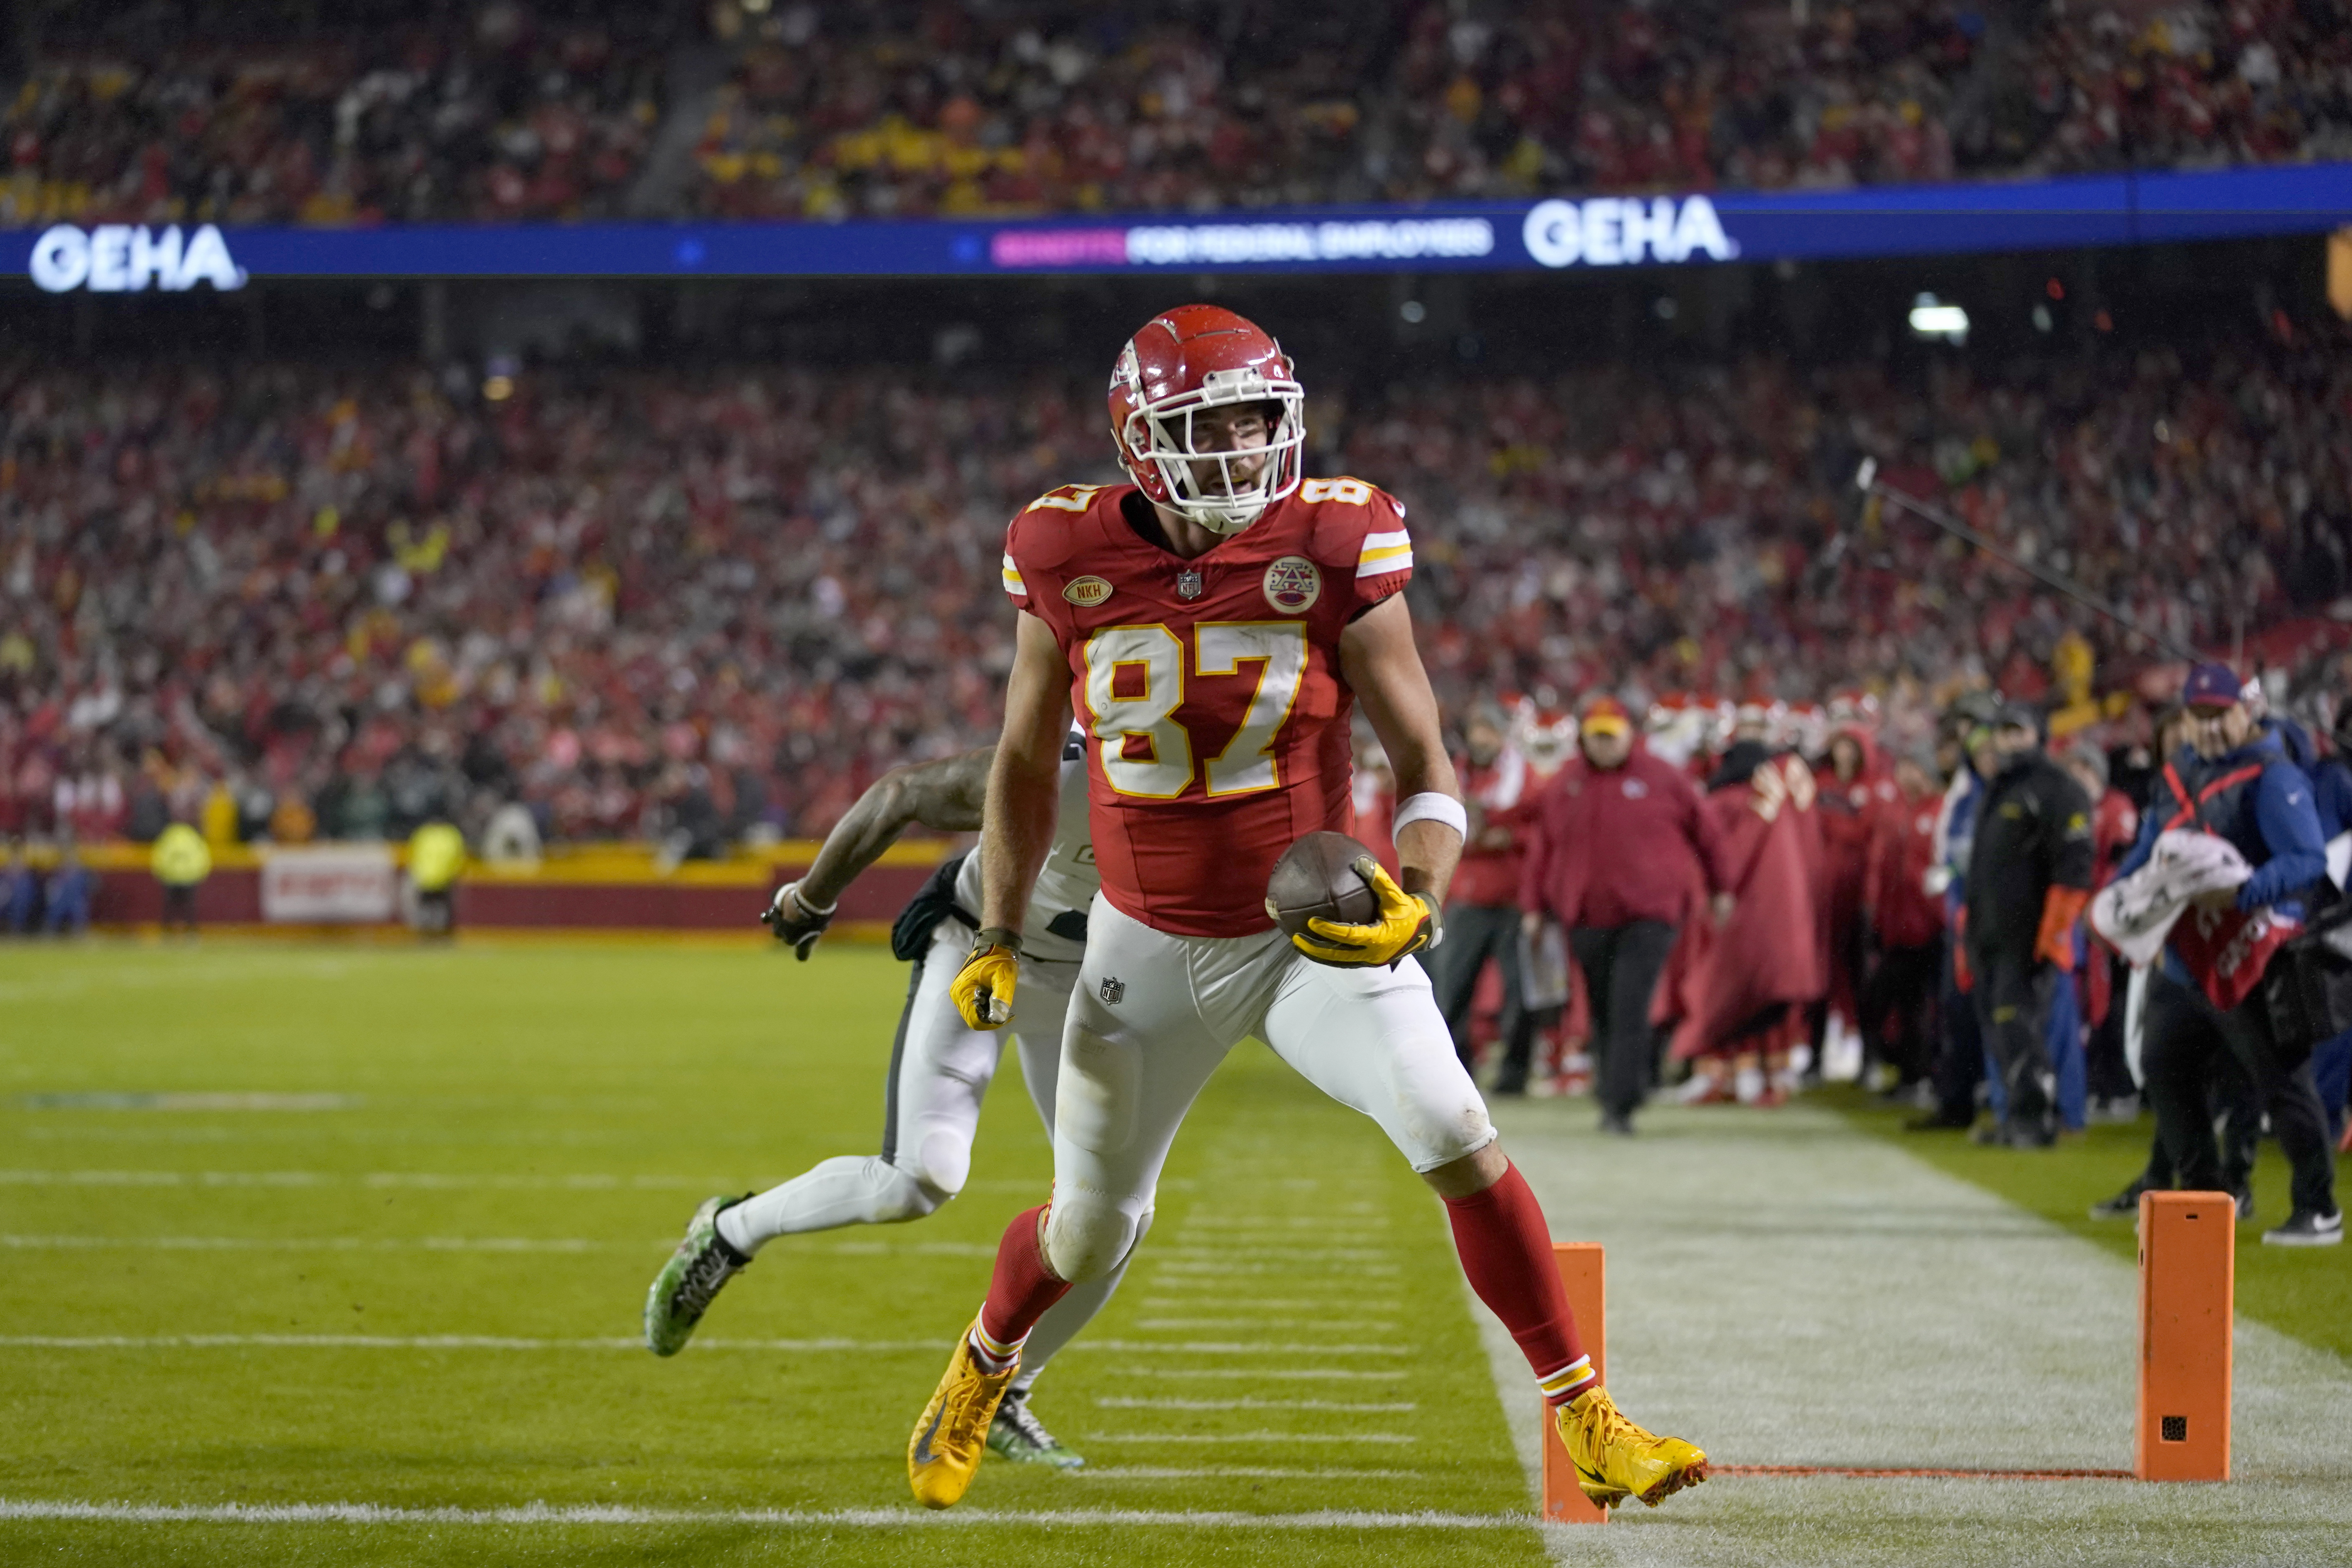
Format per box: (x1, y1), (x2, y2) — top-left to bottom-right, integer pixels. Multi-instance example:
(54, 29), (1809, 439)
(0, 1235), (612, 1254)
(1085, 1433), (1417, 1446)
(0, 1499), (1526, 1530)
(1097, 1398), (1418, 1412)
(0, 1334), (1404, 1355)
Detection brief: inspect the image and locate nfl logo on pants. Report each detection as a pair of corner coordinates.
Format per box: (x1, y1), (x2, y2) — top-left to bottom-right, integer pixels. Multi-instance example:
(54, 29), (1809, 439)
(1099, 977), (1125, 1005)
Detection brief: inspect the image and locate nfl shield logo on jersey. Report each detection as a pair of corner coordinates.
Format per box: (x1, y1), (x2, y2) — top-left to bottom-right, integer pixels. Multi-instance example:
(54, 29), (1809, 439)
(1176, 567), (1205, 601)
(1263, 556), (1321, 612)
(1099, 976), (1125, 1005)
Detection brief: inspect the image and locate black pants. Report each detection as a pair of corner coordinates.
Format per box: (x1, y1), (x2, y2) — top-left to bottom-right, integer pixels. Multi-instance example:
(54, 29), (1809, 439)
(1931, 931), (1984, 1121)
(161, 883), (198, 932)
(2083, 950), (2136, 1102)
(1434, 903), (1533, 1085)
(1570, 921), (1678, 1119)
(2129, 1052), (2261, 1196)
(1858, 942), (1939, 1084)
(1971, 945), (2058, 1131)
(2144, 970), (2337, 1217)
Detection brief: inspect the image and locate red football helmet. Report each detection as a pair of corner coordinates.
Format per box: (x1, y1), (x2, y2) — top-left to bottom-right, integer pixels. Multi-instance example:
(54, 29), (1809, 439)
(1108, 304), (1306, 536)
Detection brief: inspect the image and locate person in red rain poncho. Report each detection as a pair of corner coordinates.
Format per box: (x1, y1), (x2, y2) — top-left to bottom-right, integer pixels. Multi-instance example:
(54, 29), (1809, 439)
(1818, 724), (1896, 1079)
(1663, 723), (1828, 1106)
(1859, 745), (1948, 1093)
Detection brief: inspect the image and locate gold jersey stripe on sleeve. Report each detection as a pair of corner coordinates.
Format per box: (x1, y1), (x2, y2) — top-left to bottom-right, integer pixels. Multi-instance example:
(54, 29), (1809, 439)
(1355, 527), (1413, 578)
(1001, 553), (1027, 595)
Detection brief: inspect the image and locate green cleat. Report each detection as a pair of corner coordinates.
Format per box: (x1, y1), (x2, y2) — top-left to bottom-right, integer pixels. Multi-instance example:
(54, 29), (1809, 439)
(644, 1194), (752, 1356)
(987, 1387), (1085, 1470)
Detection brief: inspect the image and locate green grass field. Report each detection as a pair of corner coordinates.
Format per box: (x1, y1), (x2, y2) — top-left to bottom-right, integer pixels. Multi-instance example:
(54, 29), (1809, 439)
(2, 938), (2346, 1567)
(0, 940), (1539, 1566)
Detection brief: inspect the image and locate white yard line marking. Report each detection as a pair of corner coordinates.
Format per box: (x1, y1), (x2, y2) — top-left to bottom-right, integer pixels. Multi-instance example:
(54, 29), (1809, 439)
(19, 1093), (361, 1112)
(0, 1235), (613, 1254)
(1149, 1248), (1399, 1262)
(0, 1334), (1401, 1356)
(1084, 1433), (1419, 1446)
(1139, 1298), (1401, 1311)
(1132, 1319), (1399, 1332)
(0, 1169), (729, 1191)
(1149, 1262), (1401, 1276)
(0, 1499), (1519, 1529)
(1079, 1467), (1420, 1480)
(1096, 1397), (1418, 1412)
(1140, 1368), (1410, 1381)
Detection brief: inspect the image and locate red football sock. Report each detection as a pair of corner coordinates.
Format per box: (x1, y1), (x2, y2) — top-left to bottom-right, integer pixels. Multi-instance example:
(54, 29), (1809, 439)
(1443, 1163), (1597, 1405)
(973, 1203), (1070, 1366)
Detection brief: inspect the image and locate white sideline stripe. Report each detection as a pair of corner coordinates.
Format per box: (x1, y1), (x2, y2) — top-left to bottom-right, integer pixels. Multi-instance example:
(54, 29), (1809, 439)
(1150, 1262), (1401, 1276)
(1081, 1467), (1420, 1481)
(1140, 1298), (1401, 1311)
(0, 1233), (990, 1259)
(0, 1169), (723, 1191)
(1086, 1433), (1418, 1446)
(0, 1499), (1519, 1530)
(1142, 1368), (1409, 1381)
(1151, 1248), (1398, 1262)
(1133, 1319), (1400, 1332)
(0, 1235), (613, 1254)
(0, 1335), (1402, 1356)
(1097, 1397), (1418, 1412)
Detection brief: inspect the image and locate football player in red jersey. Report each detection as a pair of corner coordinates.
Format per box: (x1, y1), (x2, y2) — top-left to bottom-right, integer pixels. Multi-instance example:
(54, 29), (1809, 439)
(903, 304), (1708, 1511)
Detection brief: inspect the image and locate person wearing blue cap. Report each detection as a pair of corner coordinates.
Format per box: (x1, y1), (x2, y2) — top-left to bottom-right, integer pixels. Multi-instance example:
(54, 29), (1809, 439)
(2114, 662), (2341, 1247)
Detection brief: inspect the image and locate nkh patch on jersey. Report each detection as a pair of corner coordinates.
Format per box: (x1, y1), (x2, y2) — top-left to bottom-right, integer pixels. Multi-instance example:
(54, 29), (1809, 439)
(1002, 479), (1413, 938)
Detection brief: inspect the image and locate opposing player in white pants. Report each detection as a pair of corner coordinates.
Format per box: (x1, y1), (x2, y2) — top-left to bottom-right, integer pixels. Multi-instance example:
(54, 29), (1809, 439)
(643, 739), (1124, 1468)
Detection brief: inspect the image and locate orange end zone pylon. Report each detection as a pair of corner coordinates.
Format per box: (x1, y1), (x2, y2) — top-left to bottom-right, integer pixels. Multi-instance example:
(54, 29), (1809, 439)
(1540, 1242), (1606, 1523)
(2136, 1190), (2233, 1481)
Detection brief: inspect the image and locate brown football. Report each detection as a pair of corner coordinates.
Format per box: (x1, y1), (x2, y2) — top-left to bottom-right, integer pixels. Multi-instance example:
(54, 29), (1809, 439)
(1266, 830), (1381, 941)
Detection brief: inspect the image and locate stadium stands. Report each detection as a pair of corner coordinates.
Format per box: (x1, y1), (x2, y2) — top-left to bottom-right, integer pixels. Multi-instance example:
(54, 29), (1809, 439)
(2, 315), (2345, 848)
(3, 1), (2345, 227)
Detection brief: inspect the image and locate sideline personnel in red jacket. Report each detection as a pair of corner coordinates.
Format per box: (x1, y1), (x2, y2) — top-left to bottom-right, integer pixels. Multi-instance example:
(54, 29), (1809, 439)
(1521, 696), (1733, 1134)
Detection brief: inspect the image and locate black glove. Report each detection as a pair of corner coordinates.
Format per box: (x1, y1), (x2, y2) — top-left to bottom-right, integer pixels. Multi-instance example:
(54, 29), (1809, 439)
(761, 880), (835, 960)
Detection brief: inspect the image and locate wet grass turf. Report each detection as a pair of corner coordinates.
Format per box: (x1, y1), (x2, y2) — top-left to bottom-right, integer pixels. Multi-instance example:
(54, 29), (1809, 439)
(1826, 1083), (2352, 1362)
(0, 939), (1546, 1566)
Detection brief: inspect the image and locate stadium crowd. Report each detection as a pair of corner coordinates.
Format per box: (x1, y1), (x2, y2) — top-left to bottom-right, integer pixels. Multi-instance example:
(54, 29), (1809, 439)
(2, 312), (2348, 855)
(6, 0), (2349, 227)
(1, 2), (675, 227)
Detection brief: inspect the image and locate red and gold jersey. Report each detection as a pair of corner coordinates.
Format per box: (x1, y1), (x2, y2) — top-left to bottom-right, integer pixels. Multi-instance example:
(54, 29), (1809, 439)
(1002, 478), (1413, 936)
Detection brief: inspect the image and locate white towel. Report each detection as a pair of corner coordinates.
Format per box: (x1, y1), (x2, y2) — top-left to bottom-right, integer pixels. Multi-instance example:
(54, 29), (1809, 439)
(2091, 829), (2251, 969)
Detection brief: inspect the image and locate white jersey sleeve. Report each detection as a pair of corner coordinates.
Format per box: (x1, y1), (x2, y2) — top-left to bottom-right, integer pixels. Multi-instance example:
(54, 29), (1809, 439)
(950, 752), (1099, 965)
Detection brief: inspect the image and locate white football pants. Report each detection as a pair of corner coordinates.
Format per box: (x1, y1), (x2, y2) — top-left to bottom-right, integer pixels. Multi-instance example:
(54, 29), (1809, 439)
(726, 916), (1123, 1379)
(1042, 893), (1496, 1284)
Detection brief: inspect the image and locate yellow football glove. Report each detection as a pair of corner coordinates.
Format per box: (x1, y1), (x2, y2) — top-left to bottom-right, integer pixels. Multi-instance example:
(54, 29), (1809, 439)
(951, 927), (1022, 1029)
(1294, 857), (1442, 969)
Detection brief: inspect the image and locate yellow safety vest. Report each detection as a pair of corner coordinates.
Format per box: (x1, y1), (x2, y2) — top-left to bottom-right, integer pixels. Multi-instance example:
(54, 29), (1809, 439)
(408, 823), (466, 893)
(151, 824), (212, 887)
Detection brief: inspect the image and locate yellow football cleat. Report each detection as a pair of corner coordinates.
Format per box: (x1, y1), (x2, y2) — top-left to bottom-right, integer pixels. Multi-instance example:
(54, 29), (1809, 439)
(907, 1321), (1021, 1509)
(1557, 1386), (1709, 1509)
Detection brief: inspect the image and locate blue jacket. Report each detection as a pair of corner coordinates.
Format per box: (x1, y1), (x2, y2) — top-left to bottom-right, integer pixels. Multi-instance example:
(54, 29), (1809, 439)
(1933, 765), (1984, 920)
(2310, 754), (2352, 843)
(2118, 730), (2328, 919)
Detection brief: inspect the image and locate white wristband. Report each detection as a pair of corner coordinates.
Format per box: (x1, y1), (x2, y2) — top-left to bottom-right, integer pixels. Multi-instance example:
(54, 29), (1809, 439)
(1390, 792), (1468, 840)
